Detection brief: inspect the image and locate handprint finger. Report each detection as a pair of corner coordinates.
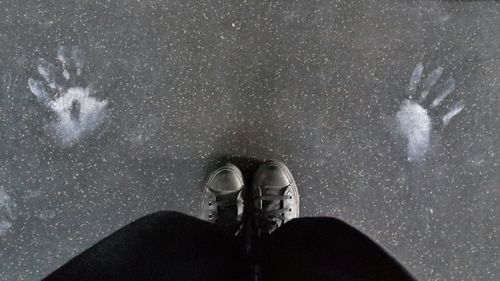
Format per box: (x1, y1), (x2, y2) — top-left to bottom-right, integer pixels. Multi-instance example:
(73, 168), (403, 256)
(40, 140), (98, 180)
(431, 77), (455, 107)
(28, 78), (50, 105)
(57, 46), (72, 80)
(71, 46), (86, 76)
(408, 63), (423, 99)
(419, 66), (443, 101)
(37, 58), (57, 89)
(442, 100), (464, 127)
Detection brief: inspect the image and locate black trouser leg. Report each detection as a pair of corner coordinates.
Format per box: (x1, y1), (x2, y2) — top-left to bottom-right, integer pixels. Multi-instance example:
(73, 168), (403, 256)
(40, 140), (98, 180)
(261, 217), (417, 281)
(44, 211), (248, 281)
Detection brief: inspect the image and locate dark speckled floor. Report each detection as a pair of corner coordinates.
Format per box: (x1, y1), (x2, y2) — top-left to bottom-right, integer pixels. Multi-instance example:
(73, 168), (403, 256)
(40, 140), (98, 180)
(0, 1), (499, 280)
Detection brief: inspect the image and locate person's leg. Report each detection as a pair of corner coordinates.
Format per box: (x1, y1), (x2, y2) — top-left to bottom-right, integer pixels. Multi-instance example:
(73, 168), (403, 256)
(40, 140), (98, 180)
(261, 217), (417, 281)
(44, 211), (248, 281)
(46, 164), (249, 281)
(251, 160), (415, 281)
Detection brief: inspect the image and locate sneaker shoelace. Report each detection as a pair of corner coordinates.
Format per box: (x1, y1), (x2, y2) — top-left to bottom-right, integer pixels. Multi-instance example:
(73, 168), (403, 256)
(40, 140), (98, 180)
(256, 185), (293, 231)
(208, 195), (240, 225)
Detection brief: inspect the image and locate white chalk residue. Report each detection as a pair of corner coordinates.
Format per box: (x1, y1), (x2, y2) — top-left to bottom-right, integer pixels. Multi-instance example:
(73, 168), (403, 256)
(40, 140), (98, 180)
(0, 221), (12, 236)
(431, 78), (456, 107)
(395, 64), (465, 162)
(407, 63), (423, 98)
(0, 187), (15, 236)
(38, 209), (56, 221)
(21, 189), (43, 200)
(396, 100), (431, 161)
(48, 87), (107, 145)
(419, 66), (443, 101)
(28, 46), (108, 146)
(442, 101), (465, 127)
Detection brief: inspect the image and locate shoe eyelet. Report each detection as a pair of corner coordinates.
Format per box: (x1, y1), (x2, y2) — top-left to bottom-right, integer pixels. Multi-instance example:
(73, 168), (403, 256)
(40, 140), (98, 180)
(208, 201), (212, 206)
(289, 208), (292, 212)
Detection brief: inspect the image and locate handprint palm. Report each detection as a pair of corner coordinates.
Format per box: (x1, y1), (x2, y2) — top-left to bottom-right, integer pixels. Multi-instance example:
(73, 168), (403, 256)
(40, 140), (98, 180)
(396, 63), (465, 162)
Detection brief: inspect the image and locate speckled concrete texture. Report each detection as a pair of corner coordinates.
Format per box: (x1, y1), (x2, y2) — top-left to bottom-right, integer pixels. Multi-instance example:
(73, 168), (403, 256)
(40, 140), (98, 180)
(0, 1), (499, 280)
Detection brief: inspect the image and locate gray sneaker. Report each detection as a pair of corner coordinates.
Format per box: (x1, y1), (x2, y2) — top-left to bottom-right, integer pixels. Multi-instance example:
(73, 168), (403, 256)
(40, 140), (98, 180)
(253, 160), (299, 235)
(199, 163), (244, 233)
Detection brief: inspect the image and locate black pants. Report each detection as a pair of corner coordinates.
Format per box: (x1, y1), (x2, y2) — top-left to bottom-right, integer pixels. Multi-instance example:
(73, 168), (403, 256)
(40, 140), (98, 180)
(44, 211), (417, 281)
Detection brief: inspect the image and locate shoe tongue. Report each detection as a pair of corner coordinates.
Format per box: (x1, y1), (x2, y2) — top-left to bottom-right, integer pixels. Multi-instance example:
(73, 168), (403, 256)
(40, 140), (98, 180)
(217, 205), (237, 226)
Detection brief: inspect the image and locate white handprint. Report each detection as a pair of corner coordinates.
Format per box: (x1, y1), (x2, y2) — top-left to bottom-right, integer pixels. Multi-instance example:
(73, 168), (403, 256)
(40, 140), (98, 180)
(28, 46), (108, 147)
(395, 63), (465, 162)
